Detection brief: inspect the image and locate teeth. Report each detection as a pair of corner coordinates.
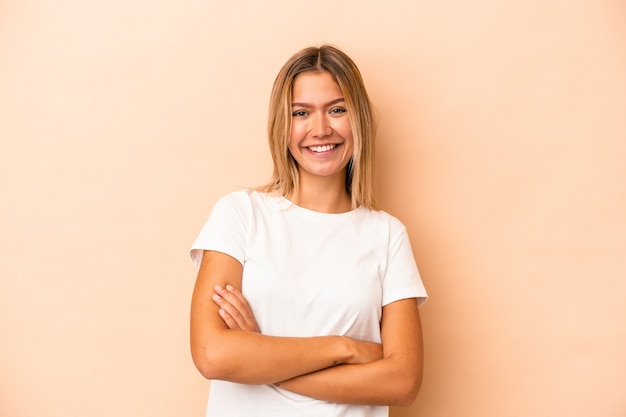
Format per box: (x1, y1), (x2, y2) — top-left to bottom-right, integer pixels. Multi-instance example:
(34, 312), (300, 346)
(308, 144), (336, 153)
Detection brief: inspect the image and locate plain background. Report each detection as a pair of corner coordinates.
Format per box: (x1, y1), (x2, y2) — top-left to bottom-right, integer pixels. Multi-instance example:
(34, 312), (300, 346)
(1, 0), (625, 416)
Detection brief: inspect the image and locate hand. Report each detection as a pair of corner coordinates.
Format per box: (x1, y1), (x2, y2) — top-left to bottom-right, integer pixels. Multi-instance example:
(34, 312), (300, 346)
(347, 339), (383, 365)
(212, 285), (260, 333)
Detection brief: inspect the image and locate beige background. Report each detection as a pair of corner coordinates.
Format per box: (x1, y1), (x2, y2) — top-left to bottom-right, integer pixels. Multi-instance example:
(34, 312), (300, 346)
(1, 0), (625, 416)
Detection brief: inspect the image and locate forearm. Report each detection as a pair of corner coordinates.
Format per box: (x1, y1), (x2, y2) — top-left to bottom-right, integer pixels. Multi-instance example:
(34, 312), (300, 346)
(275, 299), (425, 407)
(191, 251), (376, 385)
(192, 329), (352, 385)
(275, 356), (422, 407)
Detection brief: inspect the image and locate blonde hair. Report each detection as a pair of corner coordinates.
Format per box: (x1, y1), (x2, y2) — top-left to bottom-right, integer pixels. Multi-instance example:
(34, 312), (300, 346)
(261, 45), (377, 210)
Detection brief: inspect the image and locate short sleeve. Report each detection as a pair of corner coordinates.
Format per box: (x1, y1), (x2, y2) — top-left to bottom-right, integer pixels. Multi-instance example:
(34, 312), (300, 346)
(381, 221), (428, 307)
(189, 192), (250, 267)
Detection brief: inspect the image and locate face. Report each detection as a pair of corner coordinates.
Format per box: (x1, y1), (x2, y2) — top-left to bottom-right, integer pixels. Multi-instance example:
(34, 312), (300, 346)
(288, 71), (354, 185)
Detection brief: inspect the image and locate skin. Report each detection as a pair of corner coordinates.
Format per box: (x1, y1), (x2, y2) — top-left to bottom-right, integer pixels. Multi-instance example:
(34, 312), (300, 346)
(190, 251), (383, 385)
(213, 285), (424, 406)
(288, 71), (354, 213)
(190, 71), (424, 406)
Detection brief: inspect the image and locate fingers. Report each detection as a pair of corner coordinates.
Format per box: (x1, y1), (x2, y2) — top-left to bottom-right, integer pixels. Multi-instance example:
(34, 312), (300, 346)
(212, 285), (260, 332)
(212, 288), (244, 330)
(215, 304), (241, 329)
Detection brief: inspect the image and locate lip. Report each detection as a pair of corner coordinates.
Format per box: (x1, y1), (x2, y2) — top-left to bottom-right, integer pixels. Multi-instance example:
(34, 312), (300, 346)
(302, 143), (342, 155)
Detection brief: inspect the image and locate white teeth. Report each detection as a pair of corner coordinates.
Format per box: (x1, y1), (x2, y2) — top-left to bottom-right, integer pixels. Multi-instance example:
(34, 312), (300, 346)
(308, 144), (337, 153)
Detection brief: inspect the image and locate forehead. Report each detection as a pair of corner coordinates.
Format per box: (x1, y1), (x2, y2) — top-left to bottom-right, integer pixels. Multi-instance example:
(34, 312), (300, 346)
(292, 71), (343, 101)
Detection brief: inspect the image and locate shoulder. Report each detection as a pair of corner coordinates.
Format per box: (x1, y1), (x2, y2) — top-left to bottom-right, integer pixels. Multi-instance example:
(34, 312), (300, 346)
(215, 189), (254, 206)
(356, 207), (408, 235)
(214, 189), (268, 208)
(212, 189), (283, 217)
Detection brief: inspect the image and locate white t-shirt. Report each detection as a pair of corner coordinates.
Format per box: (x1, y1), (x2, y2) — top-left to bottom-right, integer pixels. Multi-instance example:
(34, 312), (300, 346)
(191, 190), (427, 417)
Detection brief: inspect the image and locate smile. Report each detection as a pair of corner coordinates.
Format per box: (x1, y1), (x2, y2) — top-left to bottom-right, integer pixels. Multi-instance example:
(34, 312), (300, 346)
(307, 144), (337, 153)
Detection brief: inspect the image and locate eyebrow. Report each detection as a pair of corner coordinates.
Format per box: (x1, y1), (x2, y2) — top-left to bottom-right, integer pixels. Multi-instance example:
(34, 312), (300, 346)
(291, 98), (346, 108)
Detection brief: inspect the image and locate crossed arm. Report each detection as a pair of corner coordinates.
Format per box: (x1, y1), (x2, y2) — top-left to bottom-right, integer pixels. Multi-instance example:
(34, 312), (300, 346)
(190, 250), (424, 406)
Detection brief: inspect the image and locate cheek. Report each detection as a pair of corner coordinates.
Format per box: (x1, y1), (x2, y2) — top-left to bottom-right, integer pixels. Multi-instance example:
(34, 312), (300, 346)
(288, 128), (298, 151)
(337, 119), (353, 143)
(290, 121), (305, 143)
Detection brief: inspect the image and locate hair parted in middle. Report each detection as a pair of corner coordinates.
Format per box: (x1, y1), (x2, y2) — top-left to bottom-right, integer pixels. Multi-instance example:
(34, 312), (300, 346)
(261, 44), (377, 210)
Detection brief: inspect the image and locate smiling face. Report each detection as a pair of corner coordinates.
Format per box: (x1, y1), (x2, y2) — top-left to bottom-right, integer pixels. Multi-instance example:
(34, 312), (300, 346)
(288, 71), (354, 186)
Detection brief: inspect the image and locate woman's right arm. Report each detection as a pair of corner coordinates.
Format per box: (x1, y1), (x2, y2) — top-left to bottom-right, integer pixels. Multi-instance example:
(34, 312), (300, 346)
(190, 250), (382, 384)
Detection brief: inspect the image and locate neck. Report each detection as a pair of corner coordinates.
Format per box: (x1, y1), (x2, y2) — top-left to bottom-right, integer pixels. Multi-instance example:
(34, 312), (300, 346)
(289, 173), (352, 213)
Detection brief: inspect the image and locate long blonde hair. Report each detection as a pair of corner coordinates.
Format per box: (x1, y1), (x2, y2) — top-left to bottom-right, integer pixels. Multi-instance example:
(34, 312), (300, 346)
(261, 45), (377, 210)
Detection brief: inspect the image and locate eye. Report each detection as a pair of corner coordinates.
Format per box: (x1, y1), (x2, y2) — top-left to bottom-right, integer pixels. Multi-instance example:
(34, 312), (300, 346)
(292, 110), (308, 117)
(330, 107), (347, 115)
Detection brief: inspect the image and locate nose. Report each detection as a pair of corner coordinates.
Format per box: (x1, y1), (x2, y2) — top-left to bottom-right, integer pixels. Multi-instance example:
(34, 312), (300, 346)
(311, 113), (332, 138)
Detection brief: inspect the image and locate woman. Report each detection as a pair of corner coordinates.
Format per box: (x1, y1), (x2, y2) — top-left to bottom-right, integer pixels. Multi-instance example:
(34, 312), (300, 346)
(190, 45), (427, 417)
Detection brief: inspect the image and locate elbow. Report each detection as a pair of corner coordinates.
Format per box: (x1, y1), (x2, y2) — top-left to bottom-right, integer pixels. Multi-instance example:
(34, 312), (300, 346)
(392, 387), (420, 407)
(389, 372), (423, 407)
(192, 346), (229, 380)
(194, 360), (219, 381)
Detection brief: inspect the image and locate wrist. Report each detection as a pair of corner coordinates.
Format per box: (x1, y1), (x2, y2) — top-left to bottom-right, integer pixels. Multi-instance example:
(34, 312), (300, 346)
(339, 336), (357, 365)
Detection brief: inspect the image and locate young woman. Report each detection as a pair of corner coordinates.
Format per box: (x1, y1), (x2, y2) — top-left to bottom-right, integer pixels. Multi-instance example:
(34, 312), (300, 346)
(190, 45), (427, 417)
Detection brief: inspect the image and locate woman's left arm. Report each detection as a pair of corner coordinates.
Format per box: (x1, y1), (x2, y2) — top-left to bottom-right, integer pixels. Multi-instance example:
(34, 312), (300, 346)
(215, 286), (423, 406)
(276, 298), (423, 406)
